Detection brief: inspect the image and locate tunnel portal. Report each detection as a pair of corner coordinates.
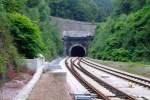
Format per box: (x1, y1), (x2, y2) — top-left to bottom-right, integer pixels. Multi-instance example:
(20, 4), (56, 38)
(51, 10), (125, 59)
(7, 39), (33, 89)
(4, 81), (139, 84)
(62, 31), (94, 57)
(70, 45), (86, 57)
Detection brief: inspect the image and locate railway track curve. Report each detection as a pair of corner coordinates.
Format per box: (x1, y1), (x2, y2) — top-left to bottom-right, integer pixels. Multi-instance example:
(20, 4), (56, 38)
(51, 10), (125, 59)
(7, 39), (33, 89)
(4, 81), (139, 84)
(65, 57), (136, 100)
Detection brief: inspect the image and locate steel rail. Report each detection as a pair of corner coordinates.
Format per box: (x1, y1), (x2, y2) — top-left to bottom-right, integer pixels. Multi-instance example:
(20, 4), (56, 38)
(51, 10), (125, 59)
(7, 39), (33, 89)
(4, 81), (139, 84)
(81, 58), (150, 89)
(65, 57), (110, 100)
(76, 58), (135, 100)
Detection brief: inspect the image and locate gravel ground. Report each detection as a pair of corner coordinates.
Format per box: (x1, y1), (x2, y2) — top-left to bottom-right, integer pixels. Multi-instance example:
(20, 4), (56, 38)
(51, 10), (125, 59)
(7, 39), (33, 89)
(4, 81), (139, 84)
(0, 73), (32, 100)
(28, 72), (72, 100)
(79, 61), (150, 99)
(60, 58), (88, 94)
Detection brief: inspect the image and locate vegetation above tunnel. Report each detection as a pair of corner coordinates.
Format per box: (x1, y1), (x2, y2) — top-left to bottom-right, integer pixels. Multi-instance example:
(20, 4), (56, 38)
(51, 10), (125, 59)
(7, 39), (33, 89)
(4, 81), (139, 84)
(49, 0), (113, 22)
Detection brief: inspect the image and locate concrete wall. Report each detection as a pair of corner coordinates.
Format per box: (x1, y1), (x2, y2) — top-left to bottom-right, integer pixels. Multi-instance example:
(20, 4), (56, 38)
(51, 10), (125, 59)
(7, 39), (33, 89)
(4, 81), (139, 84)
(25, 58), (45, 71)
(63, 36), (93, 56)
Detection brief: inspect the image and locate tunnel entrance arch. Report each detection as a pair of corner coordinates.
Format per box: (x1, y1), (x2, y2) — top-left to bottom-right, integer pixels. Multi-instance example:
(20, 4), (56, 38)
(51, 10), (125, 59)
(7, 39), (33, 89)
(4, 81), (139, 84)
(70, 44), (86, 57)
(62, 31), (94, 56)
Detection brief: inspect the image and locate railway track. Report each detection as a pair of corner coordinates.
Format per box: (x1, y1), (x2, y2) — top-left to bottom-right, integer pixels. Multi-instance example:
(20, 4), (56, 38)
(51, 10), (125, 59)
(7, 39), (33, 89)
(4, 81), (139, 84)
(65, 57), (135, 100)
(65, 58), (110, 100)
(80, 58), (150, 89)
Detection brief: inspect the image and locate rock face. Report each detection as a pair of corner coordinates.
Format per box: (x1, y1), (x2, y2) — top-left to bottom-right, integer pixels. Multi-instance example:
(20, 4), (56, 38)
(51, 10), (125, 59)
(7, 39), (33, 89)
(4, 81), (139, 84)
(51, 17), (96, 37)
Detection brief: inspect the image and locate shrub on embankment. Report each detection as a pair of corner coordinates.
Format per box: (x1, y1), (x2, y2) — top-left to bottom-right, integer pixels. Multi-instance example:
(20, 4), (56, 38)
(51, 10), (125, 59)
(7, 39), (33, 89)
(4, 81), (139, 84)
(0, 0), (63, 82)
(0, 0), (23, 81)
(89, 6), (150, 62)
(24, 0), (63, 60)
(8, 13), (44, 58)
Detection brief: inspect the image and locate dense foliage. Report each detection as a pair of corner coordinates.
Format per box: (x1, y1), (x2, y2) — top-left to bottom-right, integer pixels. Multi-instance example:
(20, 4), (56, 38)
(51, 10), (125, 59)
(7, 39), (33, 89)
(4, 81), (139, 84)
(112, 0), (149, 15)
(49, 0), (112, 22)
(48, 0), (150, 22)
(0, 0), (63, 60)
(25, 0), (63, 59)
(0, 0), (22, 79)
(89, 4), (150, 62)
(8, 13), (44, 58)
(0, 0), (63, 80)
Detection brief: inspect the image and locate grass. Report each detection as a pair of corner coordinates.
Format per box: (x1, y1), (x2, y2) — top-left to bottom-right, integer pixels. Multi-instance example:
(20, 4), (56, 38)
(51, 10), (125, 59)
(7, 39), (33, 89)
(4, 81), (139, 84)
(88, 58), (150, 78)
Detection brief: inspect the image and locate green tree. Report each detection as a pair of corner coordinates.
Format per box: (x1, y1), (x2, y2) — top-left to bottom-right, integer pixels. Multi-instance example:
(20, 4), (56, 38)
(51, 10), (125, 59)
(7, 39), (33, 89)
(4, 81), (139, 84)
(8, 13), (44, 58)
(89, 5), (150, 62)
(1, 0), (26, 13)
(25, 0), (63, 60)
(49, 0), (111, 22)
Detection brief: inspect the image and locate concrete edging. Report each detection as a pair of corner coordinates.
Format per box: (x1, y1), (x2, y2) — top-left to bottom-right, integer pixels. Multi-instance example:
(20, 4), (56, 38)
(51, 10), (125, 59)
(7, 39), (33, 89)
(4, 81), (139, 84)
(13, 65), (44, 100)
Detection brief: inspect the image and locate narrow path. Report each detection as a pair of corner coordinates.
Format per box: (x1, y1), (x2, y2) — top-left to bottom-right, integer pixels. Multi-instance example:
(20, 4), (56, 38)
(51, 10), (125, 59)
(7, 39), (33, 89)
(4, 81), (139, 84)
(28, 72), (72, 100)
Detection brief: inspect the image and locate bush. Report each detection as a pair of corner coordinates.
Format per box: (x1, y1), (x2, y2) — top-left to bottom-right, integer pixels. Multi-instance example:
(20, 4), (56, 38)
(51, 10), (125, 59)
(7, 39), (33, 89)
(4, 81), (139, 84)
(40, 21), (63, 60)
(1, 0), (26, 13)
(0, 55), (6, 74)
(24, 0), (63, 60)
(111, 48), (130, 61)
(89, 6), (150, 62)
(8, 12), (44, 58)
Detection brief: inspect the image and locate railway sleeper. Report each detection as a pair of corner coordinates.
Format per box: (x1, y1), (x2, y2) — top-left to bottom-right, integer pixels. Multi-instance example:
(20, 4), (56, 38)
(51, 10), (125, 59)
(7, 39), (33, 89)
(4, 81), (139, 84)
(68, 58), (134, 100)
(82, 59), (150, 88)
(77, 61), (135, 100)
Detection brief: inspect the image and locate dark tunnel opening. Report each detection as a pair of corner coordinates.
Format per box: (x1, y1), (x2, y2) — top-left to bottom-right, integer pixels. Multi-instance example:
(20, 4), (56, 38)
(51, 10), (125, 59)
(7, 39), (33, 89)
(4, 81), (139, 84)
(70, 46), (86, 57)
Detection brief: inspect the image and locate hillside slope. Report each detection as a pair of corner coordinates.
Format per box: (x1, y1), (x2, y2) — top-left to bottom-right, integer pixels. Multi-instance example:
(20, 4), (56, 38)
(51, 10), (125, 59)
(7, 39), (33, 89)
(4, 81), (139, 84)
(51, 17), (96, 37)
(89, 5), (150, 62)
